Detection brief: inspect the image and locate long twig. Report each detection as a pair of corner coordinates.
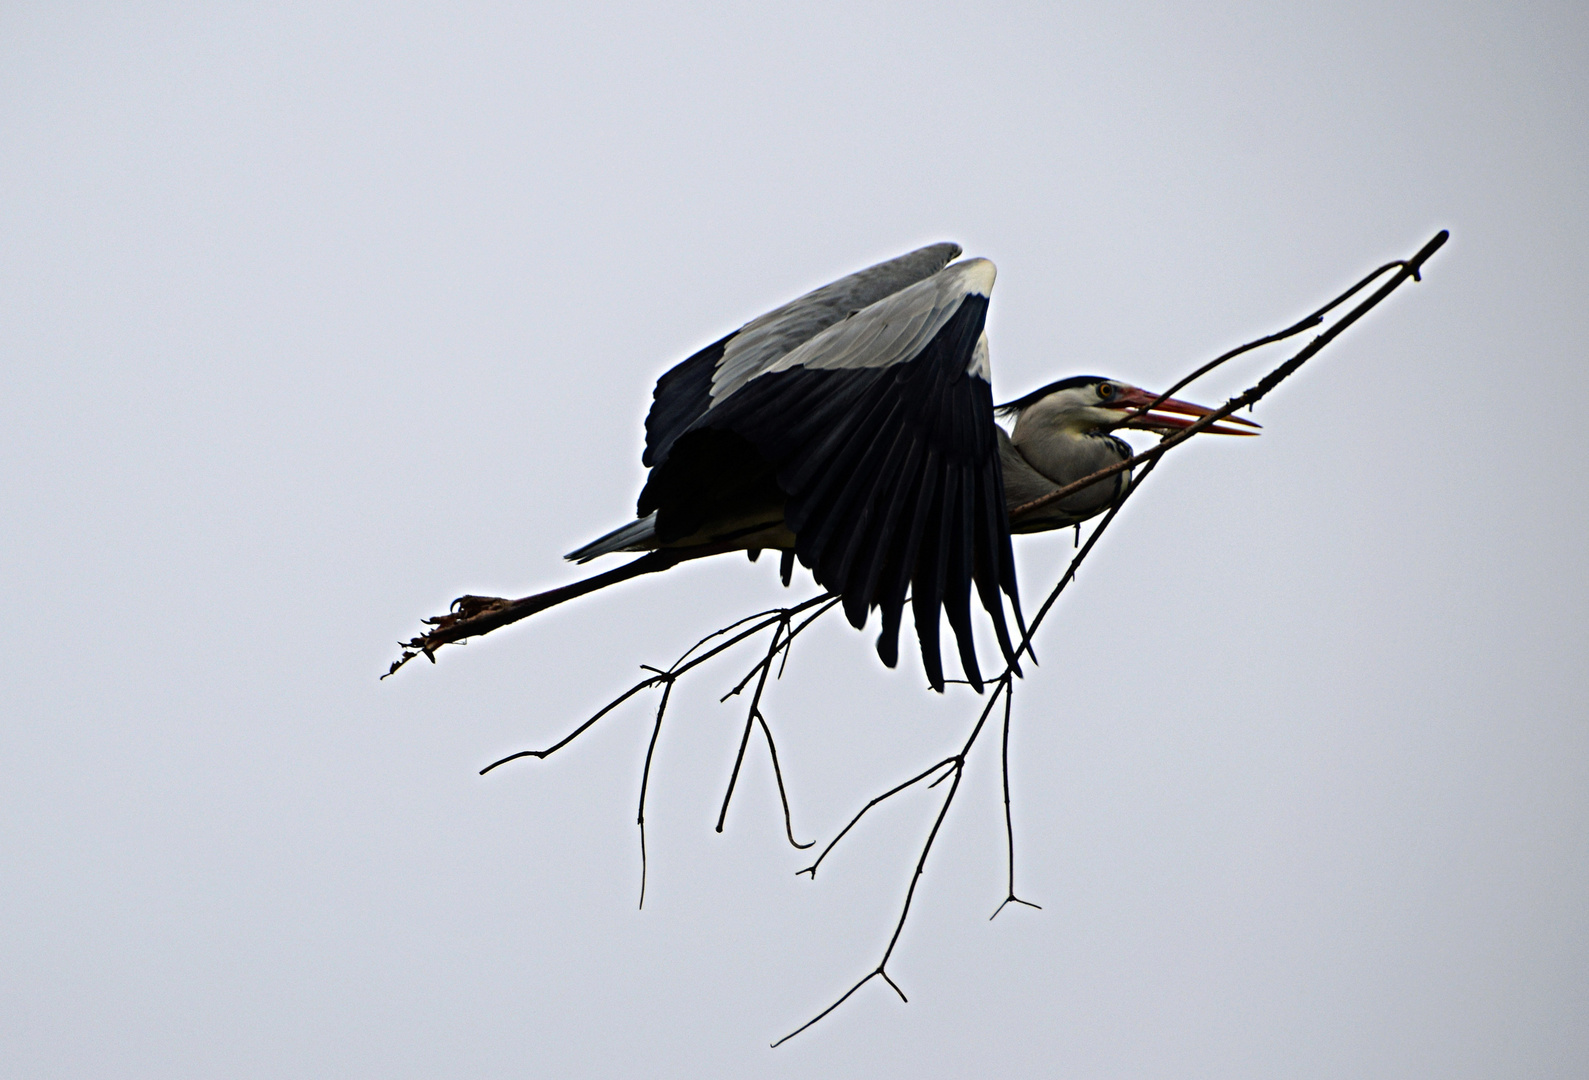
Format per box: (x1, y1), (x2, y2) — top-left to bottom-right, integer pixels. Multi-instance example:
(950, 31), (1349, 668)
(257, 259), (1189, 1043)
(774, 230), (1447, 1044)
(1009, 230), (1448, 523)
(1115, 257), (1407, 430)
(636, 679), (672, 910)
(717, 620), (787, 833)
(990, 684), (1041, 921)
(386, 238), (1438, 681)
(757, 712), (814, 850)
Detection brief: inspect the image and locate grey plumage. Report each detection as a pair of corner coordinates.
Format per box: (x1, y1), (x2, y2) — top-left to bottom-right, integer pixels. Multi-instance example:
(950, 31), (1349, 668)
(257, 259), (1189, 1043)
(753, 259), (995, 381)
(558, 246), (1256, 690)
(708, 242), (963, 404)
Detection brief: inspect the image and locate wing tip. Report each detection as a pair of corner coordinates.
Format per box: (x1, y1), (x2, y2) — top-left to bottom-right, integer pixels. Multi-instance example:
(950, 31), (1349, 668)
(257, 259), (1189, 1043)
(952, 258), (996, 297)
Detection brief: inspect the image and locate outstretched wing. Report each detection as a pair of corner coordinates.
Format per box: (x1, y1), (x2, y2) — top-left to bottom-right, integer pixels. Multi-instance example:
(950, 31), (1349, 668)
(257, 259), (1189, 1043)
(643, 255), (1020, 693)
(642, 242), (963, 469)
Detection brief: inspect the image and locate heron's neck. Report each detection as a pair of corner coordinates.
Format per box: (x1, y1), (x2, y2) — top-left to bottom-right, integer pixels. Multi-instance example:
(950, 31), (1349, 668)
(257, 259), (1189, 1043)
(1010, 422), (1130, 487)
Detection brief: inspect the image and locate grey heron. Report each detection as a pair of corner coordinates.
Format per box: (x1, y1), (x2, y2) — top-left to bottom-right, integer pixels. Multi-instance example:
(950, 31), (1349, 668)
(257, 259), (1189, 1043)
(552, 243), (1255, 691)
(417, 244), (1255, 691)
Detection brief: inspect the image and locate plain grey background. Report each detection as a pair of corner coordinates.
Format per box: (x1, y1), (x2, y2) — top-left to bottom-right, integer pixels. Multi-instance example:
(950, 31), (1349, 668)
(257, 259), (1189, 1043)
(4, 2), (1585, 1076)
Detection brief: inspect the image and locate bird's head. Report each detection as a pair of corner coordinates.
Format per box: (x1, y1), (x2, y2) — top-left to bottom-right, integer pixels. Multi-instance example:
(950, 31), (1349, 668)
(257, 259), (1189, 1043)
(996, 376), (1260, 439)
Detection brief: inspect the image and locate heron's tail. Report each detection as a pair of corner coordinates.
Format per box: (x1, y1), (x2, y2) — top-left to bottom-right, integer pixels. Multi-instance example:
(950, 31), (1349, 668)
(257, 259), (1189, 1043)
(565, 512), (659, 563)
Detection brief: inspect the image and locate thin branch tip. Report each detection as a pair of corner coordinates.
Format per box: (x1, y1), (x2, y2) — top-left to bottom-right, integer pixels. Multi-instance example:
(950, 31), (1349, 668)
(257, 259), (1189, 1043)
(770, 971), (887, 1048)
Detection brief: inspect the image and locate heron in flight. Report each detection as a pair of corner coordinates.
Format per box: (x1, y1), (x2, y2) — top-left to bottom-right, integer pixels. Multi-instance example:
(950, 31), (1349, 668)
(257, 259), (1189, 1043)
(476, 244), (1255, 690)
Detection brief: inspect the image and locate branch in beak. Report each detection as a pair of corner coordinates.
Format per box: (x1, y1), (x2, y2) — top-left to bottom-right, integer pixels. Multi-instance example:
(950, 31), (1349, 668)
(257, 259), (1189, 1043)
(1113, 387), (1260, 436)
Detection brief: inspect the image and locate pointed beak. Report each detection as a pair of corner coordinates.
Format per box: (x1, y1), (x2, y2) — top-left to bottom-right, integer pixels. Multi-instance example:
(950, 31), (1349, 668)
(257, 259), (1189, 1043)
(1112, 387), (1260, 436)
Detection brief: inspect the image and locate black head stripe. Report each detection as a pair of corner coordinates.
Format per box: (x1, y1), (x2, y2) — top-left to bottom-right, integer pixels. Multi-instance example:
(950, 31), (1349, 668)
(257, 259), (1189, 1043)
(995, 376), (1107, 416)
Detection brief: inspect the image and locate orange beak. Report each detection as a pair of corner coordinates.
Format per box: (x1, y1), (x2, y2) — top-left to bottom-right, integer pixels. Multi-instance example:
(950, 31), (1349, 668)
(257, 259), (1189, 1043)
(1112, 386), (1260, 436)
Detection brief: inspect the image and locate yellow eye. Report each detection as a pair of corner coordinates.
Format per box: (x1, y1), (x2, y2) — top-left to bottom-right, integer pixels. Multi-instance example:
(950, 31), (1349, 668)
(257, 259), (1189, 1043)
(1096, 383), (1117, 400)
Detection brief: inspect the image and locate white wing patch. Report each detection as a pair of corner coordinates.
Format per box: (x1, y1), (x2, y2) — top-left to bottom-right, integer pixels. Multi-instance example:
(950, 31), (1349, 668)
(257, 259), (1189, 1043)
(718, 258), (995, 401)
(968, 332), (991, 380)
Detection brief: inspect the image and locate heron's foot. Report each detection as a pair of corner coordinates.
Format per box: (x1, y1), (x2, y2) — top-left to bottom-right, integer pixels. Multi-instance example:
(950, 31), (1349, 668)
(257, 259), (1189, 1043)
(436, 594), (514, 625)
(382, 594), (513, 678)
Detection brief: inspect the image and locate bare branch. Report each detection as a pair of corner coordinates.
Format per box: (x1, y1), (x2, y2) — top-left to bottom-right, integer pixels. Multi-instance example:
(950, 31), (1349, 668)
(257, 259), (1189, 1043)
(776, 230), (1449, 1043)
(713, 594), (845, 839)
(1011, 230), (1449, 523)
(758, 713), (814, 850)
(717, 621), (786, 833)
(637, 678), (673, 910)
(991, 680), (1041, 920)
(795, 757), (959, 880)
(778, 722), (972, 1046)
(1116, 257), (1406, 430)
(770, 971), (890, 1048)
(478, 595), (835, 775)
(478, 675), (663, 773)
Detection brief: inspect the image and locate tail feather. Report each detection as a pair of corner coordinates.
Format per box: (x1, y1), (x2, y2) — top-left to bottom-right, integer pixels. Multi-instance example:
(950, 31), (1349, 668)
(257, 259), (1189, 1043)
(565, 512), (659, 563)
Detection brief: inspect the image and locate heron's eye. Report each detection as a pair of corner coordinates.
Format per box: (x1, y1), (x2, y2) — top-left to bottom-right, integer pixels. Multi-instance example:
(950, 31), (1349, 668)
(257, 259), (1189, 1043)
(1096, 383), (1117, 400)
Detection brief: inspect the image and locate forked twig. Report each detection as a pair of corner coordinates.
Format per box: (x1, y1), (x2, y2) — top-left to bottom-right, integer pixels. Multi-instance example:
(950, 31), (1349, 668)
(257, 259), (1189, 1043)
(715, 598), (841, 847)
(795, 757), (959, 881)
(774, 461), (1155, 1045)
(990, 685), (1041, 921)
(478, 591), (838, 907)
(477, 594), (832, 774)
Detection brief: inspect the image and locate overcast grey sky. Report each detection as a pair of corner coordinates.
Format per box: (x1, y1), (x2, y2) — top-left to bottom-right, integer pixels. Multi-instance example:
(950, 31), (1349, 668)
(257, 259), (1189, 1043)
(3, 2), (1586, 1076)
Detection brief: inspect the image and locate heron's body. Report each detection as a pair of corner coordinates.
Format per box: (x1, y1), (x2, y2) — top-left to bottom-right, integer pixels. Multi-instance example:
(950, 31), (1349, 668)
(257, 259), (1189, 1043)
(569, 423), (1133, 557)
(561, 243), (1253, 690)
